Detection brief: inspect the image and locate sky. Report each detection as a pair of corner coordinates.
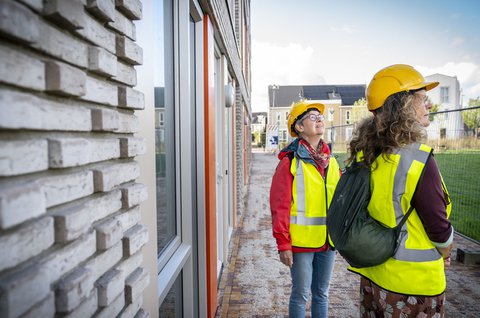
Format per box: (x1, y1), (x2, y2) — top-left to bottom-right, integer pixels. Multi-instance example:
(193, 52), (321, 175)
(250, 0), (480, 112)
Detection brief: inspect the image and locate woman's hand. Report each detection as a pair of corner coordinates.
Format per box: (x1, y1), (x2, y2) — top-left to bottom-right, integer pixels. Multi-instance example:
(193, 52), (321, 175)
(279, 250), (293, 268)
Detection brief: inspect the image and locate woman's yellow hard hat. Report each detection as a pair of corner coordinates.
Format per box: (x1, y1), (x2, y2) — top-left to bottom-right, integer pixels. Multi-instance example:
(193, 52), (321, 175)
(366, 64), (439, 111)
(287, 100), (325, 137)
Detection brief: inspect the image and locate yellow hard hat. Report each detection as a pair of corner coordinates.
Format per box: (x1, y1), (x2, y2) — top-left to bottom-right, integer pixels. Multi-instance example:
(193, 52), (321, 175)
(287, 100), (325, 137)
(366, 64), (439, 111)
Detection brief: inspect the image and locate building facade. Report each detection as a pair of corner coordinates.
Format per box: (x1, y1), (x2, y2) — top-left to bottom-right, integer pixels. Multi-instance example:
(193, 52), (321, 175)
(425, 73), (464, 139)
(0, 1), (251, 317)
(267, 84), (365, 148)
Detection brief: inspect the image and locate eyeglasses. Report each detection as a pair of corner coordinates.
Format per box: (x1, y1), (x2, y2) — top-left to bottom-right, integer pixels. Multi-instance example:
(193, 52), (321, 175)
(302, 114), (325, 122)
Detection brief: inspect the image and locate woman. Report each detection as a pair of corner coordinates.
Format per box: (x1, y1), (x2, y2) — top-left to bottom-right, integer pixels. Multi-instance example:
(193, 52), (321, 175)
(270, 100), (341, 318)
(347, 64), (454, 317)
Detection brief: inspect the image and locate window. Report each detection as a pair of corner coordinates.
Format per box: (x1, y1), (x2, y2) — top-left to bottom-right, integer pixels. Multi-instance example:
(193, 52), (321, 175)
(328, 108), (334, 122)
(154, 0), (176, 258)
(440, 87), (449, 103)
(276, 113), (281, 124)
(346, 110), (351, 125)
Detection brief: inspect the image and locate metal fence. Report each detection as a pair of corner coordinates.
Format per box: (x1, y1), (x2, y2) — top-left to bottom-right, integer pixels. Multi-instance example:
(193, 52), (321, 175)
(326, 106), (480, 242)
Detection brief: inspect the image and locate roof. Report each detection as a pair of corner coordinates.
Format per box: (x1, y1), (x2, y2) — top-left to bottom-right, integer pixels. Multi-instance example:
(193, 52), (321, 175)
(269, 84), (366, 107)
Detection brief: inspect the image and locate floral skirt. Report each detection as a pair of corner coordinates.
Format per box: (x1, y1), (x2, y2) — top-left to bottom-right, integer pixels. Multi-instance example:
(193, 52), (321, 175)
(360, 277), (445, 318)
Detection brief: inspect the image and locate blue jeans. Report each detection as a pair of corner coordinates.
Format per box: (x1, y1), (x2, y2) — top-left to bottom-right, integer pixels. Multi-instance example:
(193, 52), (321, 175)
(289, 250), (336, 318)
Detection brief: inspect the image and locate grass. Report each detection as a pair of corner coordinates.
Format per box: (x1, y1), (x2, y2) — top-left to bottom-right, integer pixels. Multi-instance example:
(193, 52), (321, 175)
(332, 151), (480, 242)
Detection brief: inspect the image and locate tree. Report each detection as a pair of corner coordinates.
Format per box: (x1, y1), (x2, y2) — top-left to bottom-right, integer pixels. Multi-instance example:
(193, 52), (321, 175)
(350, 98), (372, 123)
(428, 98), (440, 122)
(462, 97), (480, 136)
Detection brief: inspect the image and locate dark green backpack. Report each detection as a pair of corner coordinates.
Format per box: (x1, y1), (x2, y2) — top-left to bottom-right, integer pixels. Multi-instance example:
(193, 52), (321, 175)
(326, 162), (414, 268)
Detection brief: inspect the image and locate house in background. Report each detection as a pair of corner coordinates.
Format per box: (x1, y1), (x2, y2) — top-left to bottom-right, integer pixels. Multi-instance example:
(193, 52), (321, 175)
(425, 73), (464, 139)
(268, 84), (365, 147)
(251, 112), (267, 145)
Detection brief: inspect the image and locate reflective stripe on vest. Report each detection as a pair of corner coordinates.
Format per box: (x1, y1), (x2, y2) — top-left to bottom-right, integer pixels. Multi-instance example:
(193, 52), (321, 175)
(390, 144), (439, 262)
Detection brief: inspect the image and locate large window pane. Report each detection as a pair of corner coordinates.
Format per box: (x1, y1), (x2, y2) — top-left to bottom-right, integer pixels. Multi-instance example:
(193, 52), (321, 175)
(154, 0), (176, 257)
(159, 274), (183, 318)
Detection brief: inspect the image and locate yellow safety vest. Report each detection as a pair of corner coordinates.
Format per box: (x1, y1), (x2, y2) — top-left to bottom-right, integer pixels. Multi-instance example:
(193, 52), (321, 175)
(290, 156), (340, 248)
(349, 143), (452, 296)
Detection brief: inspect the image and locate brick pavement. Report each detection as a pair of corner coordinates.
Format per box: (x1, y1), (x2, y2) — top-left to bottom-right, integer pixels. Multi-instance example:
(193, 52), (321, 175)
(216, 151), (480, 318)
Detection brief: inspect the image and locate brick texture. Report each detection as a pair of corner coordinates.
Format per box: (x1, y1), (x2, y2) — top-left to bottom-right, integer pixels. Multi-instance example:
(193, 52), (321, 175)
(0, 0), (149, 316)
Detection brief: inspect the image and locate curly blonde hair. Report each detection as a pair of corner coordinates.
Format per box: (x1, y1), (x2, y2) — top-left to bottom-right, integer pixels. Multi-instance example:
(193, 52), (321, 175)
(346, 91), (427, 168)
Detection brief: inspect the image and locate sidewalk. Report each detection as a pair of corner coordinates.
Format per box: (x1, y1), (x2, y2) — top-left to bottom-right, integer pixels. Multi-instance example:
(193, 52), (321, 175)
(216, 152), (480, 318)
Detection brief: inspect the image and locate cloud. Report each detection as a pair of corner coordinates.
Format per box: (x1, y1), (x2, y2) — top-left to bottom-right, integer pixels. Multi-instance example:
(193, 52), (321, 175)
(330, 25), (359, 34)
(451, 37), (465, 46)
(417, 62), (480, 103)
(251, 40), (326, 111)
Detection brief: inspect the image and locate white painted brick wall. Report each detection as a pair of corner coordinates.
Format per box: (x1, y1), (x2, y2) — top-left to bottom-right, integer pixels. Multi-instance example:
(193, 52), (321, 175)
(119, 182), (147, 208)
(95, 291), (125, 318)
(119, 137), (146, 158)
(88, 46), (117, 77)
(84, 241), (123, 281)
(118, 296), (142, 318)
(116, 112), (140, 133)
(116, 35), (143, 65)
(20, 292), (55, 318)
(0, 42), (45, 91)
(0, 88), (92, 131)
(63, 289), (98, 318)
(107, 10), (136, 40)
(112, 61), (137, 86)
(55, 267), (94, 313)
(86, 0), (115, 22)
(0, 0), (40, 44)
(96, 268), (124, 307)
(115, 250), (142, 279)
(0, 181), (46, 229)
(118, 87), (145, 110)
(43, 0), (85, 30)
(0, 216), (54, 271)
(96, 217), (123, 250)
(125, 267), (149, 304)
(75, 13), (116, 54)
(82, 75), (118, 106)
(0, 139), (48, 176)
(45, 61), (87, 97)
(115, 0), (142, 20)
(48, 138), (90, 168)
(17, 0), (43, 12)
(42, 170), (94, 208)
(122, 224), (148, 257)
(93, 161), (140, 192)
(91, 108), (120, 131)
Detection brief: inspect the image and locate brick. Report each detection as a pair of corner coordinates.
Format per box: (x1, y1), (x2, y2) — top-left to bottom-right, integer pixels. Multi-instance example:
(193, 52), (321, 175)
(43, 0), (85, 30)
(45, 61), (86, 97)
(0, 217), (54, 272)
(91, 108), (119, 131)
(41, 231), (96, 283)
(0, 88), (92, 131)
(118, 296), (142, 318)
(119, 137), (146, 158)
(122, 224), (148, 256)
(33, 21), (88, 68)
(95, 291), (125, 318)
(55, 267), (95, 313)
(75, 13), (116, 54)
(51, 190), (122, 243)
(0, 263), (50, 318)
(82, 75), (118, 106)
(17, 0), (43, 12)
(0, 43), (45, 90)
(115, 250), (142, 278)
(0, 181), (46, 229)
(0, 139), (48, 176)
(84, 241), (123, 281)
(116, 35), (142, 65)
(88, 46), (117, 77)
(96, 269), (123, 307)
(89, 138), (120, 163)
(107, 10), (135, 40)
(93, 161), (140, 192)
(112, 61), (136, 86)
(119, 182), (147, 208)
(115, 0), (142, 20)
(116, 206), (141, 234)
(116, 112), (140, 133)
(125, 267), (149, 304)
(86, 0), (115, 22)
(118, 86), (144, 109)
(0, 0), (40, 44)
(63, 288), (98, 318)
(20, 292), (55, 318)
(96, 217), (123, 250)
(42, 170), (94, 208)
(48, 138), (89, 168)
